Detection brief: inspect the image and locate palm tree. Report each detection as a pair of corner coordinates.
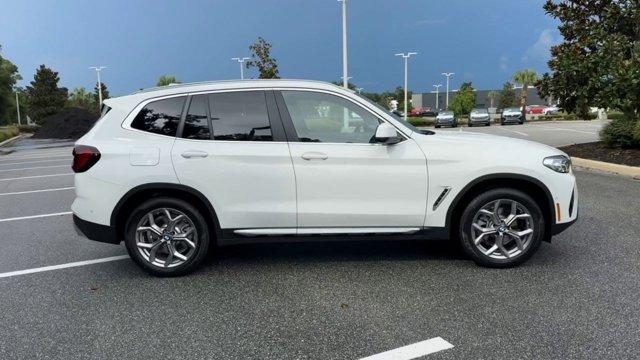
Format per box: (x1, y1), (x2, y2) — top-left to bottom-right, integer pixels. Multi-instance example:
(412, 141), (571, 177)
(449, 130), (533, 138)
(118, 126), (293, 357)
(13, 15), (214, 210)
(487, 91), (498, 109)
(156, 75), (180, 87)
(68, 87), (93, 109)
(512, 69), (538, 119)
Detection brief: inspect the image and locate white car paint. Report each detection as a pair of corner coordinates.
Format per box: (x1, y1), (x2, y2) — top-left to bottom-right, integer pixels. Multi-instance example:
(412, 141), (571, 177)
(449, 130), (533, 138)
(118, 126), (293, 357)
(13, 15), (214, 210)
(72, 79), (577, 241)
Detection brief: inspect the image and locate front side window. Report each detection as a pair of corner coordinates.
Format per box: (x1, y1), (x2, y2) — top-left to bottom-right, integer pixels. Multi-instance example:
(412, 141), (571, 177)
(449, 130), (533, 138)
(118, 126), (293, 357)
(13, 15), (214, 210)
(281, 91), (381, 143)
(131, 96), (186, 137)
(182, 95), (211, 140)
(208, 91), (272, 141)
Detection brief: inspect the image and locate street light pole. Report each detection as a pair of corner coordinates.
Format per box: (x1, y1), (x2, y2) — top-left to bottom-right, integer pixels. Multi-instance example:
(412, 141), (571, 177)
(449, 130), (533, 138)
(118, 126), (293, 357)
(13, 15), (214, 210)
(15, 91), (21, 126)
(433, 84), (442, 110)
(395, 52), (418, 120)
(338, 0), (348, 89)
(441, 72), (454, 109)
(89, 66), (106, 108)
(356, 87), (364, 94)
(231, 57), (250, 79)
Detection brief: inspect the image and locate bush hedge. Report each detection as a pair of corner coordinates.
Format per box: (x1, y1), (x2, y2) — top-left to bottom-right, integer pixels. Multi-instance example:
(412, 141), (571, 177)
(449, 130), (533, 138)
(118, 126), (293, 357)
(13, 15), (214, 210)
(600, 118), (640, 148)
(0, 126), (20, 143)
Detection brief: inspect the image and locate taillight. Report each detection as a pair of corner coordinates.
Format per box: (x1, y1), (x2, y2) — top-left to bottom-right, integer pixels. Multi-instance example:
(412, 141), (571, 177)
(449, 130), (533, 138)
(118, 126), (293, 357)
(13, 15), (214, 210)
(72, 145), (101, 173)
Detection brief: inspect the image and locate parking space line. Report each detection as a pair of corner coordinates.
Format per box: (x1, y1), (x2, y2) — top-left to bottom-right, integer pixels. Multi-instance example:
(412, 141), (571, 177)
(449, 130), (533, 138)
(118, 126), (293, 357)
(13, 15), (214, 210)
(0, 159), (71, 167)
(0, 154), (70, 162)
(538, 127), (596, 135)
(0, 164), (69, 173)
(0, 212), (72, 223)
(498, 128), (529, 136)
(359, 337), (454, 360)
(0, 187), (75, 196)
(0, 255), (129, 279)
(0, 173), (73, 182)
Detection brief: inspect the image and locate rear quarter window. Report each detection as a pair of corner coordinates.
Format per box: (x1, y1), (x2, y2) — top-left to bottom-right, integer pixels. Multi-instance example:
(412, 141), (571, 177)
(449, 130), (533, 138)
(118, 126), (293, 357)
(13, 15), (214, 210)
(131, 97), (186, 137)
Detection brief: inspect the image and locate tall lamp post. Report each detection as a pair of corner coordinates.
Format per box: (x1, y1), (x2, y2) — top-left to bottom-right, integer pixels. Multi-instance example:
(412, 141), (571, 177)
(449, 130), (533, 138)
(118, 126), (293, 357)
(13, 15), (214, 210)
(441, 72), (454, 109)
(356, 87), (364, 94)
(433, 84), (442, 111)
(338, 0), (349, 88)
(395, 52), (418, 120)
(231, 57), (250, 79)
(90, 66), (106, 108)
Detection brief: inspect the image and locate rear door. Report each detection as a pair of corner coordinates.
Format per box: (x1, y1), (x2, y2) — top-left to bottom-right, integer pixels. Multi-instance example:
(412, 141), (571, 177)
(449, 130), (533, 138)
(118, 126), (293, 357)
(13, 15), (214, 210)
(171, 90), (296, 232)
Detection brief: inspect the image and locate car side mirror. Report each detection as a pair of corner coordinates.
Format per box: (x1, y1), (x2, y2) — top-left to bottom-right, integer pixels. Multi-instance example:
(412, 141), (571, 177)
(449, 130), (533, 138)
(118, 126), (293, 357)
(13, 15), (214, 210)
(375, 123), (402, 144)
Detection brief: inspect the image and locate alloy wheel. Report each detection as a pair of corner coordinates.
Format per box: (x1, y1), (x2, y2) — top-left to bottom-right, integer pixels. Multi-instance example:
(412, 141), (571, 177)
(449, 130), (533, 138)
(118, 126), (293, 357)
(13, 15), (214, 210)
(135, 208), (198, 268)
(470, 199), (534, 260)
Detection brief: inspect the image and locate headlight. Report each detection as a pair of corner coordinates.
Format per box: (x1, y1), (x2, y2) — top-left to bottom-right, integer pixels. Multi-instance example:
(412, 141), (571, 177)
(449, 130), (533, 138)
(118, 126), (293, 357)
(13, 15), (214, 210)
(543, 155), (571, 173)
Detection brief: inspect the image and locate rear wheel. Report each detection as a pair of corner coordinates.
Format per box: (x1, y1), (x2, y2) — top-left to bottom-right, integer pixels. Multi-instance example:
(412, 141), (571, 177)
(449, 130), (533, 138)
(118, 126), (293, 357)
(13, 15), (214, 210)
(435, 124), (441, 128)
(124, 197), (210, 276)
(458, 188), (544, 268)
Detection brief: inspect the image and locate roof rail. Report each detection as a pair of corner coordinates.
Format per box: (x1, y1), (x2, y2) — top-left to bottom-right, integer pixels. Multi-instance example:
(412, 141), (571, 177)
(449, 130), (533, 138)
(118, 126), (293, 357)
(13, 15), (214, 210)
(131, 79), (342, 95)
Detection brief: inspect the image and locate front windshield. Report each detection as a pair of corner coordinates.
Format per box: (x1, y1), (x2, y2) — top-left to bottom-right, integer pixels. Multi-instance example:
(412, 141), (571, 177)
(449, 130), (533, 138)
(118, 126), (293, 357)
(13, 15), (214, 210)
(505, 107), (520, 112)
(440, 111), (453, 116)
(353, 92), (420, 133)
(471, 109), (488, 114)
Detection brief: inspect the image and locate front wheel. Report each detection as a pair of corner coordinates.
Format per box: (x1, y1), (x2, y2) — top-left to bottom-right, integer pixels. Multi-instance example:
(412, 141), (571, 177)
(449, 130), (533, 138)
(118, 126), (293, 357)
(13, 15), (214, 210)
(458, 188), (544, 268)
(124, 197), (210, 276)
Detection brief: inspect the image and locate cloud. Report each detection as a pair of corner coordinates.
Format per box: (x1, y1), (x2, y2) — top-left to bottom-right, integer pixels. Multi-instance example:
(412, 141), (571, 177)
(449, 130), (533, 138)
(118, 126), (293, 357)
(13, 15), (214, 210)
(499, 54), (509, 71)
(522, 29), (560, 63)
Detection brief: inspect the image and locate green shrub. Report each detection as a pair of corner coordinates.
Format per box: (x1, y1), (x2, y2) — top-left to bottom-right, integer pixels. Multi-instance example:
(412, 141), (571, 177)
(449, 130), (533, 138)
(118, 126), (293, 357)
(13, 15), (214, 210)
(0, 126), (20, 143)
(600, 118), (640, 148)
(607, 111), (625, 121)
(17, 124), (39, 133)
(407, 117), (434, 127)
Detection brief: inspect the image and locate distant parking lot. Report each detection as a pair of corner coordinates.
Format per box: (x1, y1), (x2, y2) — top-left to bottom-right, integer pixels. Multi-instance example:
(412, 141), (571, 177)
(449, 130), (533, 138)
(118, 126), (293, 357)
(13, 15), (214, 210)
(0, 134), (638, 359)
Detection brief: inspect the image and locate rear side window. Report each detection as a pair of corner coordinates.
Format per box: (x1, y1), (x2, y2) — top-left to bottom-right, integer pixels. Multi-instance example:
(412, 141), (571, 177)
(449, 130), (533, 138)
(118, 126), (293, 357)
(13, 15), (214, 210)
(131, 96), (186, 137)
(182, 95), (211, 140)
(209, 91), (272, 141)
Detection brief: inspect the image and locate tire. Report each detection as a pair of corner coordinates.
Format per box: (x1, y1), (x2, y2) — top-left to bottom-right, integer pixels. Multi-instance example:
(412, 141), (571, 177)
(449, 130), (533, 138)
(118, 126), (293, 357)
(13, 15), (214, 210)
(435, 125), (441, 128)
(485, 122), (490, 126)
(519, 121), (524, 125)
(457, 188), (544, 268)
(468, 123), (473, 127)
(124, 197), (211, 276)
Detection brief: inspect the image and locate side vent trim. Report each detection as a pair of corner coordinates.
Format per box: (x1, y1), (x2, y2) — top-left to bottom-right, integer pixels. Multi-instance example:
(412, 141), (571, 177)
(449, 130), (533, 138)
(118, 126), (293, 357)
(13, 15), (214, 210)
(433, 186), (452, 211)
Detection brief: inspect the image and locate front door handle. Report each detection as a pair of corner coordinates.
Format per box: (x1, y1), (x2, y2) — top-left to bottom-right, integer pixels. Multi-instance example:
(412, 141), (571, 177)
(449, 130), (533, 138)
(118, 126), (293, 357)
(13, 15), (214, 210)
(181, 151), (208, 159)
(301, 152), (328, 161)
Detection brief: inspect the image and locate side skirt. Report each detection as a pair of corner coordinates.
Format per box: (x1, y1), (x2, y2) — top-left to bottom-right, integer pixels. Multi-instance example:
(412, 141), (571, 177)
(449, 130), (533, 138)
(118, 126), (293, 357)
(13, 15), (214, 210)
(217, 227), (449, 246)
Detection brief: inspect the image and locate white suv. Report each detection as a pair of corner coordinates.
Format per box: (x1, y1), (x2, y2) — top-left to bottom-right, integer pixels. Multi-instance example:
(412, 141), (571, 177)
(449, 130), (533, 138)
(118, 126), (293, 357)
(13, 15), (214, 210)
(72, 80), (578, 276)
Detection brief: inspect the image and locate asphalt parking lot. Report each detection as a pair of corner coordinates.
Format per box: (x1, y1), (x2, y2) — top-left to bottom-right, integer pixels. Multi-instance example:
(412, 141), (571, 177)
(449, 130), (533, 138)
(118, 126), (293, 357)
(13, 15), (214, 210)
(0, 133), (638, 359)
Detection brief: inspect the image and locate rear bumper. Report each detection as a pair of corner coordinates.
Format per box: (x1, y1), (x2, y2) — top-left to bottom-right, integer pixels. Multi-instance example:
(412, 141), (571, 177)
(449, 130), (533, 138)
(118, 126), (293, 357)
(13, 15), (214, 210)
(73, 214), (120, 244)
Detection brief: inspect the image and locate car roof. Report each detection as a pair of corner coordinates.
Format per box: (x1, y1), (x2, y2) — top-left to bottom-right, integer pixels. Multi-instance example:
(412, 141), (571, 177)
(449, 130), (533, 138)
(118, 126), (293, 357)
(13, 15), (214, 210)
(103, 79), (354, 109)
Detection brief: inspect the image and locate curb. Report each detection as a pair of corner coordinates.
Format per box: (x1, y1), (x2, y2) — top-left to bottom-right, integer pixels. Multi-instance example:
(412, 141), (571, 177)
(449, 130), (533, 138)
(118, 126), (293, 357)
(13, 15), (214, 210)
(571, 157), (640, 179)
(0, 134), (22, 148)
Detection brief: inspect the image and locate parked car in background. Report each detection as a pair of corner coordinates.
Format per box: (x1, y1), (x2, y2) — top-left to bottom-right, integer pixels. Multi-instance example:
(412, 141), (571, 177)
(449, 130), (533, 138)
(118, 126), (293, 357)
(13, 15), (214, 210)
(468, 108), (491, 127)
(501, 107), (524, 125)
(71, 79), (578, 276)
(543, 105), (561, 115)
(435, 110), (457, 128)
(526, 105), (547, 114)
(423, 109), (439, 117)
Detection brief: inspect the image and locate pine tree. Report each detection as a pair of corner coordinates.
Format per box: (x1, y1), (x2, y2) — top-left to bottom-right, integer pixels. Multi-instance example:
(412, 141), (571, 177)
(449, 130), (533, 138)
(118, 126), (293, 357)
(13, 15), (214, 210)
(26, 65), (68, 124)
(93, 81), (110, 105)
(498, 82), (517, 110)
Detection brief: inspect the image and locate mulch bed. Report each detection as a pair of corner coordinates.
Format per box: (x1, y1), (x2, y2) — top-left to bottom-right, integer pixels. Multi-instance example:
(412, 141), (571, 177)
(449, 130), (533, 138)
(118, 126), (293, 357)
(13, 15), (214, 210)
(32, 107), (99, 139)
(559, 141), (640, 167)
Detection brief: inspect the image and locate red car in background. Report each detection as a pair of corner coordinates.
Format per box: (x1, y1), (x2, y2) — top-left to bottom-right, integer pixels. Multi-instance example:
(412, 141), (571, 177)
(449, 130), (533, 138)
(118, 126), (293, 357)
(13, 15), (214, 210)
(526, 105), (547, 114)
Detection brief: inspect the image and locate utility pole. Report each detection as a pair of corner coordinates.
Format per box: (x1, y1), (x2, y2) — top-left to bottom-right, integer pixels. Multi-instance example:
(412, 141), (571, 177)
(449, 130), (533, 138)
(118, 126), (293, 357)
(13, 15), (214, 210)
(441, 72), (454, 109)
(433, 84), (442, 110)
(395, 52), (418, 120)
(15, 91), (21, 126)
(90, 66), (106, 108)
(338, 0), (348, 89)
(231, 57), (250, 79)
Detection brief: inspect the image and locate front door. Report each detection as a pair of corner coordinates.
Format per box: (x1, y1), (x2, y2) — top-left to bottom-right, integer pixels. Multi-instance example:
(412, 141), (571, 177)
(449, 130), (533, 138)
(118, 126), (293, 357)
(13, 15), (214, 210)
(277, 90), (428, 229)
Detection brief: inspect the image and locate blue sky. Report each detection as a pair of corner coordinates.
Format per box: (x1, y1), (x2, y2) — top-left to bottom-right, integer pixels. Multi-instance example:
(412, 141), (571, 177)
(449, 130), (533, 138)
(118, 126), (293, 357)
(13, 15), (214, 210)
(0, 0), (560, 96)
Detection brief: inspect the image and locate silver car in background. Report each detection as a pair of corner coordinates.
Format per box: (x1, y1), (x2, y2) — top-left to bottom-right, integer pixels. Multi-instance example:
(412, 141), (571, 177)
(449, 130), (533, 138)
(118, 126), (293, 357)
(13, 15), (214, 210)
(501, 107), (524, 125)
(468, 108), (491, 127)
(435, 110), (457, 128)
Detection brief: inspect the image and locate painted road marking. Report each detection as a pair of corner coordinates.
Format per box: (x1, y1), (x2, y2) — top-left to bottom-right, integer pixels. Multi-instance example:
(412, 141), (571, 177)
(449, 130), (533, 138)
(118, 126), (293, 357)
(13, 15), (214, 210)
(498, 127), (529, 136)
(0, 153), (70, 161)
(360, 337), (454, 360)
(0, 187), (75, 196)
(0, 212), (72, 223)
(539, 127), (596, 135)
(0, 255), (129, 279)
(0, 173), (73, 182)
(0, 159), (71, 167)
(0, 164), (69, 173)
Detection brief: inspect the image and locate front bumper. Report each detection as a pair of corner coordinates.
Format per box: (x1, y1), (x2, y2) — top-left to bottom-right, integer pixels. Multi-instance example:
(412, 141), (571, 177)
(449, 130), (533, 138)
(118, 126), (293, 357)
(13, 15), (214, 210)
(73, 214), (120, 244)
(469, 117), (490, 124)
(501, 116), (522, 123)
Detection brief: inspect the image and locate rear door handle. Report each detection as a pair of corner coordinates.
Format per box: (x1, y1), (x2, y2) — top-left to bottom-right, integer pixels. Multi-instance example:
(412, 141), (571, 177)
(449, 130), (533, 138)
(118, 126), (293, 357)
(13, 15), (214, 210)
(181, 151), (208, 159)
(301, 152), (328, 161)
